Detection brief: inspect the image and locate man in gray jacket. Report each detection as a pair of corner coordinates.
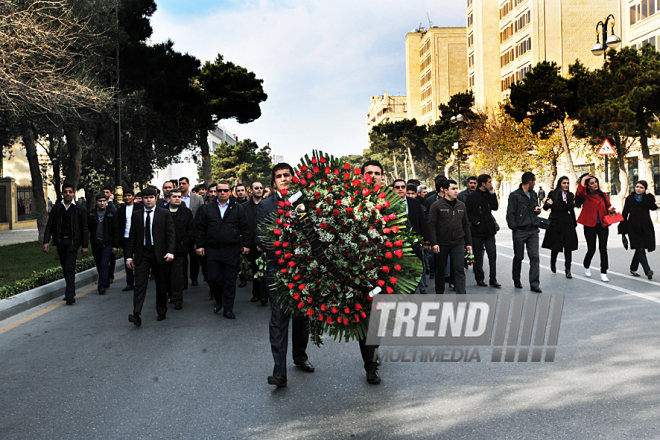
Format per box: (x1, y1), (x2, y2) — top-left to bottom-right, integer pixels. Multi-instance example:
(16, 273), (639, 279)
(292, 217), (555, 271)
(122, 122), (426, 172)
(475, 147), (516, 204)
(428, 180), (473, 294)
(506, 172), (542, 293)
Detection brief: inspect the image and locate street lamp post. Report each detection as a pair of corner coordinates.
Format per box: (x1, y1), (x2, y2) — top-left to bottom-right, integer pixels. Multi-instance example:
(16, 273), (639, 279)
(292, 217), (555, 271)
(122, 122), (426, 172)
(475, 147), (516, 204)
(592, 14), (621, 194)
(114, 4), (123, 203)
(451, 112), (464, 189)
(591, 14), (621, 59)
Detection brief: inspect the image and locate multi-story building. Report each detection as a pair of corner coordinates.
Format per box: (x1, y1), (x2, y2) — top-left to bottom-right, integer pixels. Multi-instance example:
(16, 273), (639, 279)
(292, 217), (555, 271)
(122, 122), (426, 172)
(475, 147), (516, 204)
(366, 93), (408, 135)
(469, 0), (619, 107)
(623, 0), (660, 49)
(405, 26), (468, 125)
(152, 122), (237, 188)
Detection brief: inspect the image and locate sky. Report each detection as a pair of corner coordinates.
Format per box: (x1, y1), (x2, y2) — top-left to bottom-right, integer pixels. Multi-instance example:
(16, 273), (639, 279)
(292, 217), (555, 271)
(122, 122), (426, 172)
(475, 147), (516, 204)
(150, 0), (466, 165)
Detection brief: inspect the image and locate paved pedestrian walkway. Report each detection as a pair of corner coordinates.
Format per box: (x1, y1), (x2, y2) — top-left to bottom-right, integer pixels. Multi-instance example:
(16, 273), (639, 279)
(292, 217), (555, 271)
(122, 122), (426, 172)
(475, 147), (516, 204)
(0, 227), (38, 246)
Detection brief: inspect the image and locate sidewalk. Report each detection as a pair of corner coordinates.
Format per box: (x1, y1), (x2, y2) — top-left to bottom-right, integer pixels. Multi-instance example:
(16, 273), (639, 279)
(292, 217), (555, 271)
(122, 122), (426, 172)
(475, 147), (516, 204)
(0, 228), (38, 246)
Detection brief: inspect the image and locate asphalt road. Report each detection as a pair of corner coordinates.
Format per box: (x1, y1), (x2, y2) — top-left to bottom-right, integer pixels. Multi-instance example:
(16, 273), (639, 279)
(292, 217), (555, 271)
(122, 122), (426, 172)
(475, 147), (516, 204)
(2, 213), (660, 439)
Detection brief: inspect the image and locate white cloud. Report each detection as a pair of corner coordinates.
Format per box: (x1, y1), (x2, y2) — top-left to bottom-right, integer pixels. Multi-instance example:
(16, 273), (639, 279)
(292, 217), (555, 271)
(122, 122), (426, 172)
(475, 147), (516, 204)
(150, 0), (466, 164)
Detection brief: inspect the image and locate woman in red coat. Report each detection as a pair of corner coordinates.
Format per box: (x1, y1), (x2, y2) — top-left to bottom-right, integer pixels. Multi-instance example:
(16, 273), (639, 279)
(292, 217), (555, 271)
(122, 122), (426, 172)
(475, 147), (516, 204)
(576, 173), (616, 282)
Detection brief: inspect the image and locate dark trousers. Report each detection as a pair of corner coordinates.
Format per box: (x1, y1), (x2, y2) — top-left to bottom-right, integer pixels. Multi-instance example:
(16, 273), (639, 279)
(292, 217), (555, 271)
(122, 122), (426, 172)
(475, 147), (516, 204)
(133, 248), (169, 317)
(207, 245), (241, 313)
(583, 224), (609, 273)
(109, 253), (116, 281)
(267, 263), (309, 377)
(472, 235), (497, 284)
(247, 247), (267, 301)
(551, 249), (572, 272)
(122, 238), (134, 287)
(56, 238), (78, 300)
(184, 243), (199, 285)
(631, 248), (652, 274)
(92, 242), (113, 291)
(512, 228), (540, 288)
(358, 338), (379, 372)
(168, 254), (186, 306)
(201, 254), (208, 281)
(435, 244), (466, 294)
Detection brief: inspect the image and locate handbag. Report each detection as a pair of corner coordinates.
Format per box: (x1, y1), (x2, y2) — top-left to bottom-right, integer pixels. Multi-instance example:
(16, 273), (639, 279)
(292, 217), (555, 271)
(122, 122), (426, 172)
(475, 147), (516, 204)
(602, 212), (623, 227)
(538, 217), (551, 230)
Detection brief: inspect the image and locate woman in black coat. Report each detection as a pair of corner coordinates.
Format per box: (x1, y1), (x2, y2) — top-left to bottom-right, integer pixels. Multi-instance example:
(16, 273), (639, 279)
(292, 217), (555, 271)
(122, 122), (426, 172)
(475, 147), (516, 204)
(542, 176), (579, 278)
(619, 180), (657, 279)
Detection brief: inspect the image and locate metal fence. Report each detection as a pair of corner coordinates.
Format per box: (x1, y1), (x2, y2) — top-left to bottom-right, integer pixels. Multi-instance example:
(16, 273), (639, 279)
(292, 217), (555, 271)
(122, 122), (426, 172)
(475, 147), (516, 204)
(0, 185), (6, 223)
(17, 186), (37, 221)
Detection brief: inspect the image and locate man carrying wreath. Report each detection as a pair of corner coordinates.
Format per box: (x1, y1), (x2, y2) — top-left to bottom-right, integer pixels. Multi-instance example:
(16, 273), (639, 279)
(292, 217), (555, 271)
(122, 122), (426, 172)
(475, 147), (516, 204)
(258, 163), (315, 388)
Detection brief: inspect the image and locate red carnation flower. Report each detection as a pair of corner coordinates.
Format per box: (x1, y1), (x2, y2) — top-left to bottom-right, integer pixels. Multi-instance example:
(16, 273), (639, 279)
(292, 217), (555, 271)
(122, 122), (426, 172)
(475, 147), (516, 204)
(385, 252), (393, 259)
(325, 167), (331, 174)
(362, 188), (371, 196)
(374, 184), (381, 192)
(385, 241), (393, 248)
(394, 264), (402, 272)
(386, 287), (394, 294)
(292, 176), (300, 183)
(321, 304), (327, 311)
(298, 301), (305, 308)
(280, 188), (289, 196)
(364, 174), (373, 184)
(312, 166), (320, 174)
(319, 222), (328, 230)
(306, 309), (314, 316)
(282, 242), (290, 248)
(311, 157), (318, 165)
(353, 167), (361, 175)
(307, 297), (313, 303)
(391, 226), (400, 233)
(382, 266), (390, 273)
(300, 179), (307, 185)
(332, 209), (340, 216)
(327, 316), (333, 324)
(389, 213), (396, 220)
(331, 306), (338, 314)
(288, 284), (295, 290)
(352, 179), (361, 187)
(316, 208), (322, 215)
(383, 227), (391, 234)
(383, 200), (391, 207)
(298, 284), (306, 290)
(318, 314), (324, 321)
(395, 249), (403, 258)
(395, 240), (403, 247)
(320, 157), (326, 163)
(300, 165), (308, 172)
(288, 261), (296, 268)
(378, 192), (387, 199)
(343, 163), (351, 171)
(274, 241), (281, 247)
(306, 172), (313, 179)
(274, 229), (282, 236)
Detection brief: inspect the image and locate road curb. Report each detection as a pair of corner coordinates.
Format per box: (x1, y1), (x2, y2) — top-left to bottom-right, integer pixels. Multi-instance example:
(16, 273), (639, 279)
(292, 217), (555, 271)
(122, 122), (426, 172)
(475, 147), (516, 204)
(0, 258), (125, 322)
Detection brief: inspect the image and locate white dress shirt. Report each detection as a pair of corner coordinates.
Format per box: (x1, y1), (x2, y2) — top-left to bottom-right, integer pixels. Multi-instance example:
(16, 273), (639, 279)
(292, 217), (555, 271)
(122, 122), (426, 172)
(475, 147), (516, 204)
(61, 199), (76, 211)
(124, 204), (134, 238)
(218, 200), (229, 218)
(182, 193), (191, 209)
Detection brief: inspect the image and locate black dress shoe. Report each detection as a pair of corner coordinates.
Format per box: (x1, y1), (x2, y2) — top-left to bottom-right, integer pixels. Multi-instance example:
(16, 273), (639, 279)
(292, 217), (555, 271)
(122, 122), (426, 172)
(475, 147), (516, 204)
(295, 360), (315, 372)
(566, 272), (573, 279)
(213, 303), (223, 314)
(367, 370), (381, 384)
(531, 286), (543, 293)
(183, 286), (188, 291)
(429, 273), (435, 279)
(550, 265), (557, 274)
(250, 296), (259, 302)
(122, 285), (134, 291)
(489, 281), (502, 288)
(109, 278), (114, 284)
(191, 280), (199, 287)
(476, 281), (488, 287)
(66, 298), (75, 305)
(268, 375), (287, 387)
(128, 313), (141, 327)
(174, 304), (182, 310)
(238, 280), (247, 288)
(260, 299), (268, 306)
(224, 311), (236, 319)
(157, 315), (167, 321)
(99, 287), (106, 295)
(514, 282), (523, 289)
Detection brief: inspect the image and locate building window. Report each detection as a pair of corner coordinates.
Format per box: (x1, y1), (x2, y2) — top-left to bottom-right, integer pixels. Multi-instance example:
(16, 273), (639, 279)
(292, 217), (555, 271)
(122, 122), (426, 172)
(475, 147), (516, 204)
(467, 0), (473, 6)
(420, 70), (432, 87)
(631, 0), (659, 24)
(469, 74), (475, 88)
(500, 48), (515, 67)
(516, 64), (532, 81)
(420, 54), (432, 71)
(500, 0), (514, 19)
(468, 53), (475, 68)
(641, 36), (657, 48)
(500, 23), (514, 43)
(468, 13), (473, 27)
(468, 33), (474, 48)
(515, 37), (532, 57)
(501, 73), (516, 92)
(514, 0), (527, 6)
(514, 10), (531, 32)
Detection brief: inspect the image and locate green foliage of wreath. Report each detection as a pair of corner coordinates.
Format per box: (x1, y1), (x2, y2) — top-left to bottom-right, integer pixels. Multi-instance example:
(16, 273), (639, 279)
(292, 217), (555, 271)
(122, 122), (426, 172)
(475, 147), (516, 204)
(260, 151), (423, 345)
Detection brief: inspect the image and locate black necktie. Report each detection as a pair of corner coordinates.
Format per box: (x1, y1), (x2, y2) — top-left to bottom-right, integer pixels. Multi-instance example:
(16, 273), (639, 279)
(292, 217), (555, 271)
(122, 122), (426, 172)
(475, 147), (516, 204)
(145, 210), (153, 250)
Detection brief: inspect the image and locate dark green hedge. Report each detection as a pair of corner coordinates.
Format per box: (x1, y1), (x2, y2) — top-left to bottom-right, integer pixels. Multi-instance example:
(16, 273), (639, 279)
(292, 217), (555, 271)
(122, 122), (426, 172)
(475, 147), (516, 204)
(0, 250), (123, 300)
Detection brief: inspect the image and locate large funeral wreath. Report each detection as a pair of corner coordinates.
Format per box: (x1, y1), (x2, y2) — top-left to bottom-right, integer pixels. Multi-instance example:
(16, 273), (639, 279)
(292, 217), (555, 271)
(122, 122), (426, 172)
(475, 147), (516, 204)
(260, 151), (423, 345)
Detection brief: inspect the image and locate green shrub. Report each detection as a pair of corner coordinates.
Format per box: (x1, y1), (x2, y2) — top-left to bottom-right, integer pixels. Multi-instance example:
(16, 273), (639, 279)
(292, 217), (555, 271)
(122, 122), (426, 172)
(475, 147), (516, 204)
(0, 250), (123, 300)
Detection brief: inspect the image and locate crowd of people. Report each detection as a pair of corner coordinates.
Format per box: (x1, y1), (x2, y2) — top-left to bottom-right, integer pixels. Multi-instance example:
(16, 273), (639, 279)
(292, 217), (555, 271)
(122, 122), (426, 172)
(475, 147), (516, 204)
(41, 161), (658, 386)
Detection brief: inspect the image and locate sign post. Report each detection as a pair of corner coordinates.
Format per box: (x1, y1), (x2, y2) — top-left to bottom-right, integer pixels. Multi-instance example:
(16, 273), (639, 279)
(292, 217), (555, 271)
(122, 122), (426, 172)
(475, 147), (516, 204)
(597, 139), (616, 193)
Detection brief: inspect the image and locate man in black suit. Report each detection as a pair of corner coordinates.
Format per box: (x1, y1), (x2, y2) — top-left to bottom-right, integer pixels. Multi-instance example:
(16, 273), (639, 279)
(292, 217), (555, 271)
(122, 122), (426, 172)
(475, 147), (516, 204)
(125, 187), (176, 326)
(167, 189), (195, 310)
(43, 183), (89, 305)
(466, 174), (501, 288)
(117, 189), (137, 291)
(392, 179), (430, 293)
(256, 164), (314, 388)
(156, 180), (174, 208)
(196, 181), (252, 319)
(88, 193), (120, 295)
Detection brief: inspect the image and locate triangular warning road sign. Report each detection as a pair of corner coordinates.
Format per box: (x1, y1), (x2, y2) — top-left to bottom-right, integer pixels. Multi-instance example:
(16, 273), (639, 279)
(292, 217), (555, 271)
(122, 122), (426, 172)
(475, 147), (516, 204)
(597, 139), (616, 156)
